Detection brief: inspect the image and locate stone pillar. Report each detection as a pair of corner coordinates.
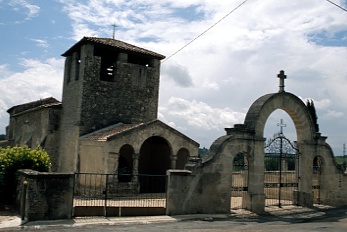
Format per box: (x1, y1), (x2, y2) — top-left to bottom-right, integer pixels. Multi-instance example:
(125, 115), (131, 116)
(246, 138), (266, 214)
(295, 141), (314, 207)
(17, 170), (74, 221)
(108, 152), (119, 177)
(132, 153), (139, 183)
(171, 155), (177, 169)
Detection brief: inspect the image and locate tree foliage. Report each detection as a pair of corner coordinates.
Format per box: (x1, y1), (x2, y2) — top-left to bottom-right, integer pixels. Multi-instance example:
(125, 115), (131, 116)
(306, 99), (319, 132)
(0, 146), (51, 204)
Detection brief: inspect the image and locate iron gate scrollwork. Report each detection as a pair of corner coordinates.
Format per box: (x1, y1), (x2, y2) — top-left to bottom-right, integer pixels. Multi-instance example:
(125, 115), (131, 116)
(264, 131), (299, 207)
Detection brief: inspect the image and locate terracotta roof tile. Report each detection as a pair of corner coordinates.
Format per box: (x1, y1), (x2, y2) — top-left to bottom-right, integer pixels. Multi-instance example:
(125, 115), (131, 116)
(7, 97), (62, 115)
(80, 123), (143, 141)
(62, 37), (165, 60)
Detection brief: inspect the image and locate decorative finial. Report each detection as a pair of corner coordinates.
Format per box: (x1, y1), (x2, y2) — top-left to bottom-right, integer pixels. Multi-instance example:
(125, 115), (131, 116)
(277, 70), (287, 92)
(112, 23), (118, 39)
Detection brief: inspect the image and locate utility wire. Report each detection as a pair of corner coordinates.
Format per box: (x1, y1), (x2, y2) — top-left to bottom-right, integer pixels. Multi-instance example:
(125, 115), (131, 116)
(325, 0), (347, 12)
(162, 0), (249, 63)
(162, 0), (345, 64)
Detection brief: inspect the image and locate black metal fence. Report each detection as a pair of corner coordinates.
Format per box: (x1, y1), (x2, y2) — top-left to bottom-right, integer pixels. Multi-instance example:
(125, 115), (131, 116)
(73, 173), (166, 216)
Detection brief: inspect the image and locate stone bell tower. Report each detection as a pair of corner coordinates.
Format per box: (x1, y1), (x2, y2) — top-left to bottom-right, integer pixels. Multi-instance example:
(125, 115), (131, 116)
(58, 37), (165, 172)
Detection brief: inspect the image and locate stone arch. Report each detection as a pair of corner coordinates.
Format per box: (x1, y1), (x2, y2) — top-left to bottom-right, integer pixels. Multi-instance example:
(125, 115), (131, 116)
(242, 92), (318, 210)
(138, 136), (171, 175)
(138, 136), (171, 193)
(196, 92), (318, 213)
(244, 92), (316, 141)
(176, 148), (190, 169)
(167, 78), (347, 215)
(118, 144), (134, 182)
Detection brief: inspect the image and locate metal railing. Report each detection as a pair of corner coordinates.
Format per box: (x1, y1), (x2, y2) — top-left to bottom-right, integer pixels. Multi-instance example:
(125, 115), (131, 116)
(73, 173), (166, 209)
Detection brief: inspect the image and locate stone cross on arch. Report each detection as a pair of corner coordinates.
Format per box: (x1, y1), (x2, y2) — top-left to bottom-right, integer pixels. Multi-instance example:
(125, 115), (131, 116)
(277, 70), (287, 92)
(277, 118), (286, 134)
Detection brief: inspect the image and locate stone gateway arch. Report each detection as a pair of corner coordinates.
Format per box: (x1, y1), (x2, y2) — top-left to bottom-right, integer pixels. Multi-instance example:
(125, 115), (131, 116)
(166, 71), (347, 215)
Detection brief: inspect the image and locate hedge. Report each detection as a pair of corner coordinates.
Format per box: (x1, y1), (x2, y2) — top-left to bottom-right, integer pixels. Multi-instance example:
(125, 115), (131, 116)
(0, 146), (51, 204)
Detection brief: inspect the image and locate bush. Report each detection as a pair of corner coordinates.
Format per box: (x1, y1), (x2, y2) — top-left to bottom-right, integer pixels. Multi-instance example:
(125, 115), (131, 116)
(0, 146), (51, 204)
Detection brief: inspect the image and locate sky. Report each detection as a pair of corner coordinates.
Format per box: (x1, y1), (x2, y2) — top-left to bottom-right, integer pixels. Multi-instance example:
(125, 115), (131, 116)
(1, 0), (347, 156)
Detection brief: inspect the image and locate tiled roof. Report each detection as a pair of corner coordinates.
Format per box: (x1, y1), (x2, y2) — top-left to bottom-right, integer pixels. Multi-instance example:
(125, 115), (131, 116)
(62, 37), (166, 60)
(80, 123), (144, 141)
(80, 120), (200, 146)
(7, 97), (62, 115)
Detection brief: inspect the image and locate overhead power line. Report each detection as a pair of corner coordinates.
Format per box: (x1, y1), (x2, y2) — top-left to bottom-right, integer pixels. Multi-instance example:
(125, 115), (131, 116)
(325, 0), (347, 12)
(162, 0), (346, 64)
(162, 0), (249, 63)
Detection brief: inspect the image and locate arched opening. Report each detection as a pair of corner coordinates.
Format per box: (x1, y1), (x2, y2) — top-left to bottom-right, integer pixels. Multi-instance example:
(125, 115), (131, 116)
(118, 144), (134, 182)
(139, 136), (171, 193)
(312, 156), (323, 204)
(231, 152), (249, 210)
(263, 110), (299, 207)
(240, 91), (319, 212)
(264, 109), (296, 143)
(176, 148), (190, 169)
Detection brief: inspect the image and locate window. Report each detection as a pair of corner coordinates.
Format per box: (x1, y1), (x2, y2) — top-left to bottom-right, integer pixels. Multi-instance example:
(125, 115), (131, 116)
(100, 56), (116, 82)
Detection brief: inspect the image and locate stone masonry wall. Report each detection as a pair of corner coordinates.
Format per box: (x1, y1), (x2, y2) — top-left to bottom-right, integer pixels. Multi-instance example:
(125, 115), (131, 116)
(4, 107), (61, 172)
(79, 45), (160, 135)
(17, 170), (74, 221)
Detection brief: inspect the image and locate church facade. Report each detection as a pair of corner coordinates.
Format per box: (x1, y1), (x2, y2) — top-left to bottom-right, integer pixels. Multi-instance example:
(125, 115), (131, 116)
(1, 37), (199, 178)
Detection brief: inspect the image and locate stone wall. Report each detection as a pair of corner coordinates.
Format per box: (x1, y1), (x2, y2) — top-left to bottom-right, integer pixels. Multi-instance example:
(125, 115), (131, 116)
(17, 170), (74, 221)
(78, 45), (160, 134)
(2, 106), (61, 171)
(166, 143), (234, 216)
(59, 42), (162, 172)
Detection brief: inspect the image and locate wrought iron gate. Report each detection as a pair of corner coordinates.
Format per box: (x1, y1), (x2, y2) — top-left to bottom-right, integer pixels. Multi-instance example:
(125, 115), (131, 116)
(264, 132), (299, 207)
(73, 173), (166, 217)
(231, 152), (248, 209)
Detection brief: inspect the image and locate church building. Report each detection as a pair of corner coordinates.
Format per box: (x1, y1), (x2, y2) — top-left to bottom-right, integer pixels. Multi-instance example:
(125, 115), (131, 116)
(1, 37), (199, 181)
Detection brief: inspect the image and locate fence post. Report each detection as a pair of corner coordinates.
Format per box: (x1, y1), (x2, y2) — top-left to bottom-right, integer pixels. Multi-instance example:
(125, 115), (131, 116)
(20, 180), (28, 221)
(71, 173), (76, 218)
(104, 174), (108, 217)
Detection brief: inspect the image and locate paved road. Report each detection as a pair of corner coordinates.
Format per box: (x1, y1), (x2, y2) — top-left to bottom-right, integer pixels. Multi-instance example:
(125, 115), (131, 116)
(7, 206), (347, 232)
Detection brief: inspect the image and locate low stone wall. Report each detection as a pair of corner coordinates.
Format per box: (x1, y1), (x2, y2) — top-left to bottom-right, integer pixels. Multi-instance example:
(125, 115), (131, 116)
(17, 169), (74, 221)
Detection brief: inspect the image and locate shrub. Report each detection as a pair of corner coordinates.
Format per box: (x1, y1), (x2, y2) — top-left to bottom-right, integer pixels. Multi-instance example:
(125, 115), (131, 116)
(0, 146), (51, 204)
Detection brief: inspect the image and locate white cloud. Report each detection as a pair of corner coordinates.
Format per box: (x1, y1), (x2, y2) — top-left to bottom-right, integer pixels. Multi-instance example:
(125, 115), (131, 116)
(0, 64), (12, 79)
(2, 0), (347, 154)
(30, 39), (49, 48)
(160, 97), (245, 130)
(9, 0), (40, 19)
(0, 58), (64, 133)
(321, 110), (345, 120)
(161, 62), (194, 87)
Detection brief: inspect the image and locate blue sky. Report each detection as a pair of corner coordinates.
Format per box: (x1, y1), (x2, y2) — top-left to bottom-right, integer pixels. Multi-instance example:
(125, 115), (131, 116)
(1, 0), (347, 156)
